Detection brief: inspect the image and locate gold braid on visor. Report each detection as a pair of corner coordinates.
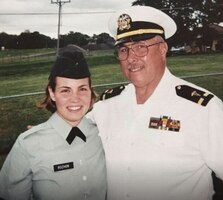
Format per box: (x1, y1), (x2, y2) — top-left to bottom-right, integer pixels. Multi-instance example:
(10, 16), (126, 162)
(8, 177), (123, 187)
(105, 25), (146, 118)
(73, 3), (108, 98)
(115, 29), (164, 40)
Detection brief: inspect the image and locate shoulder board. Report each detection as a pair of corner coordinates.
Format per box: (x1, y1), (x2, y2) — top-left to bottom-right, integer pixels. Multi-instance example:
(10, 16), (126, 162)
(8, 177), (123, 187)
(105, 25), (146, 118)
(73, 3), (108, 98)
(22, 123), (46, 140)
(175, 85), (214, 106)
(100, 85), (125, 100)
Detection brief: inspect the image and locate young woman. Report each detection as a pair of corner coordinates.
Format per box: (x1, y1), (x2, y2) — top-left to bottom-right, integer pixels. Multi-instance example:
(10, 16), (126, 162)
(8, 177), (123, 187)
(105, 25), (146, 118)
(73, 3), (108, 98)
(0, 48), (106, 200)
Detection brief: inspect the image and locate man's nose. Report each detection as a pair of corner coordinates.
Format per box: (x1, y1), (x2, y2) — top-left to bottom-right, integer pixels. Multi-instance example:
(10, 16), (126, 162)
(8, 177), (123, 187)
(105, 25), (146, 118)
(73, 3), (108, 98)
(127, 48), (137, 62)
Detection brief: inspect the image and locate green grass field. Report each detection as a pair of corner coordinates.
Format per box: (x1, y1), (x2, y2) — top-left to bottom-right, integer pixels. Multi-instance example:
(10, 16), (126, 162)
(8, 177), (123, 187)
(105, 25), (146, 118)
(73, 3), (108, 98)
(0, 50), (223, 167)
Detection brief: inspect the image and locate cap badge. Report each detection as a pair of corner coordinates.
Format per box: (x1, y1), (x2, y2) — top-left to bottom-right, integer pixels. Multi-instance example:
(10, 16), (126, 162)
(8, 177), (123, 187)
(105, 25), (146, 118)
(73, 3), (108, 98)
(118, 14), (131, 31)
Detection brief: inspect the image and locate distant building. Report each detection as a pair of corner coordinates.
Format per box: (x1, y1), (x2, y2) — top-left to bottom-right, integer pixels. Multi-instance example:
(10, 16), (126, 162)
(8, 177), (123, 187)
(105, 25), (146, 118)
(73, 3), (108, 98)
(191, 23), (223, 53)
(208, 24), (223, 51)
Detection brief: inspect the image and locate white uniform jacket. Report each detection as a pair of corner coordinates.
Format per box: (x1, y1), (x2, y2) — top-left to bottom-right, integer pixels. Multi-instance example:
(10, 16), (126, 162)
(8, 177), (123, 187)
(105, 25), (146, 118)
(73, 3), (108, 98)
(0, 112), (106, 200)
(87, 68), (223, 200)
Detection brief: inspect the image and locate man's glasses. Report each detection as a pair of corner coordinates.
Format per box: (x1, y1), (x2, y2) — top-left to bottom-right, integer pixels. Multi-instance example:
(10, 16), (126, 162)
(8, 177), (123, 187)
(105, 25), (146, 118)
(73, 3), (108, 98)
(115, 41), (163, 61)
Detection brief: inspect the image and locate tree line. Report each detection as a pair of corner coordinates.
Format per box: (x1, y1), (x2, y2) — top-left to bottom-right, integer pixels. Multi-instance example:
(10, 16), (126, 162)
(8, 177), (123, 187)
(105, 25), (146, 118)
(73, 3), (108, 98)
(0, 31), (114, 50)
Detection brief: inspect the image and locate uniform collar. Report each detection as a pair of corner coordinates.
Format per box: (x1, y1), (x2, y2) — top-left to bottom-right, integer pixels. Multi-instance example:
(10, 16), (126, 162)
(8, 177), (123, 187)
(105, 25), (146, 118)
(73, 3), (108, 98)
(153, 67), (175, 95)
(127, 67), (175, 105)
(48, 112), (94, 141)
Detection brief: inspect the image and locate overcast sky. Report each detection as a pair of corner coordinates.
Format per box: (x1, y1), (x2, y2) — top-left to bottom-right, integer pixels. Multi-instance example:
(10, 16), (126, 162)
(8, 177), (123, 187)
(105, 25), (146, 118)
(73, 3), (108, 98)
(0, 0), (134, 38)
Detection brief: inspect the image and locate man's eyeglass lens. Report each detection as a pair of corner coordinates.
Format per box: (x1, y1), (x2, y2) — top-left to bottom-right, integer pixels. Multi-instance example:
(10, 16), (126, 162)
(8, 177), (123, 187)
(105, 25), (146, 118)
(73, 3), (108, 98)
(115, 42), (162, 61)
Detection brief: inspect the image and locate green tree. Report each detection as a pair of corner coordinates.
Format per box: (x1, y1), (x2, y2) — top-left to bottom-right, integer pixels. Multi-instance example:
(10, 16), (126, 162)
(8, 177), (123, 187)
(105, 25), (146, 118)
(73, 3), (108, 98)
(96, 33), (113, 44)
(0, 32), (17, 49)
(132, 0), (223, 46)
(60, 31), (90, 47)
(15, 31), (53, 49)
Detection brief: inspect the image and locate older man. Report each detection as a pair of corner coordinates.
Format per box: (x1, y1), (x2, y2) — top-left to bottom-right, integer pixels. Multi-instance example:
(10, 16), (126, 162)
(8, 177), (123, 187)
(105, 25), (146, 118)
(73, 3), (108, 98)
(87, 5), (223, 200)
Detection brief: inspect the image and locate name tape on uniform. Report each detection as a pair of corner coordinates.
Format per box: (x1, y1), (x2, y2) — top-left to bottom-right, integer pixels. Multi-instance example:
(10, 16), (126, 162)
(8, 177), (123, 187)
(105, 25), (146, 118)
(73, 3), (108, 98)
(53, 162), (74, 172)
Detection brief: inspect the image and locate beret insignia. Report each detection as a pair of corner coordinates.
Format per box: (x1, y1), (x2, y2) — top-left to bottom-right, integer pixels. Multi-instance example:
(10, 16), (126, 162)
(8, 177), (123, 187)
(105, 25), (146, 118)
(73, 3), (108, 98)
(175, 85), (214, 106)
(100, 85), (125, 100)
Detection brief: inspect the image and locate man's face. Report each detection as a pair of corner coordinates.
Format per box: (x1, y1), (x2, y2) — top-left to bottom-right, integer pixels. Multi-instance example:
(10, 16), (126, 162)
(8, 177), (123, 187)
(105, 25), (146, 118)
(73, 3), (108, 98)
(118, 37), (167, 89)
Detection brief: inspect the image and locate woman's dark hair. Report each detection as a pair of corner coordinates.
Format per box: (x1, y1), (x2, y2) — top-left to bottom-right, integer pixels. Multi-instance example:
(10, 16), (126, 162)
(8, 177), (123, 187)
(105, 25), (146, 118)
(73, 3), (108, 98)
(37, 77), (97, 113)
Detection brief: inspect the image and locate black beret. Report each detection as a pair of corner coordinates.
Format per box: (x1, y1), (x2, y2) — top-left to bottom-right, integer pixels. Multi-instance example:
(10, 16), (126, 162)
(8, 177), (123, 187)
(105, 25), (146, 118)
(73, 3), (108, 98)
(49, 49), (90, 79)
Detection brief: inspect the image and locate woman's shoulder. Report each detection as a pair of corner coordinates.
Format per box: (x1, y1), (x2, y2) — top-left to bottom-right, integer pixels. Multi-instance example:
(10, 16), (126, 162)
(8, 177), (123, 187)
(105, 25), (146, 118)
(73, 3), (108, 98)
(21, 122), (49, 139)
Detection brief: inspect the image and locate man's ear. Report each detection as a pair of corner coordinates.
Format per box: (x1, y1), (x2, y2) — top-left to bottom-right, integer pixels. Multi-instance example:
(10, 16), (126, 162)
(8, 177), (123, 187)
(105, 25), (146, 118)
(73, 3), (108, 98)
(160, 42), (168, 55)
(48, 86), (55, 101)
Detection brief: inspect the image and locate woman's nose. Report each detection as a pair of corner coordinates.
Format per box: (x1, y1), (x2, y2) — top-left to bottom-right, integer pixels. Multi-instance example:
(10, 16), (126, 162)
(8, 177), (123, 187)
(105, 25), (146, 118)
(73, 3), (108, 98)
(70, 91), (79, 101)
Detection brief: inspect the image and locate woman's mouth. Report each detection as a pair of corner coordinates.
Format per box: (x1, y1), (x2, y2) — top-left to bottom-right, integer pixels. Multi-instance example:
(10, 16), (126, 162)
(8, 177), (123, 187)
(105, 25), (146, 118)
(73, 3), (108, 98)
(67, 106), (82, 111)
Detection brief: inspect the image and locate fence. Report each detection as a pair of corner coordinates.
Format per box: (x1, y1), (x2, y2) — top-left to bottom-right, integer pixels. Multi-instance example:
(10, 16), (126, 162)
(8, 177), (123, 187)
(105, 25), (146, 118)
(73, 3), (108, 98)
(0, 51), (56, 64)
(1, 72), (223, 100)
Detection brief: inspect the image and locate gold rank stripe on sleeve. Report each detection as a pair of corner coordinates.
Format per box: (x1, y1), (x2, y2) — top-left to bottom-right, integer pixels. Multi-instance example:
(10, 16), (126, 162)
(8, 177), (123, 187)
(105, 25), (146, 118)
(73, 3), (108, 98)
(175, 85), (214, 106)
(148, 115), (180, 132)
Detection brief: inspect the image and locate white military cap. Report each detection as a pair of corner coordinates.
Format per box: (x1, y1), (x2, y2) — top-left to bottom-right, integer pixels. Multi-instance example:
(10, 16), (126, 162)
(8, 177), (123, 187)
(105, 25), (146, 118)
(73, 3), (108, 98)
(108, 6), (177, 46)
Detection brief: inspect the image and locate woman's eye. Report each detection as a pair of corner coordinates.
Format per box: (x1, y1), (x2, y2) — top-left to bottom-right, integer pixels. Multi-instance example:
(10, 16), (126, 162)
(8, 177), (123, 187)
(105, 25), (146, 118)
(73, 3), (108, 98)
(80, 87), (88, 92)
(61, 89), (70, 93)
